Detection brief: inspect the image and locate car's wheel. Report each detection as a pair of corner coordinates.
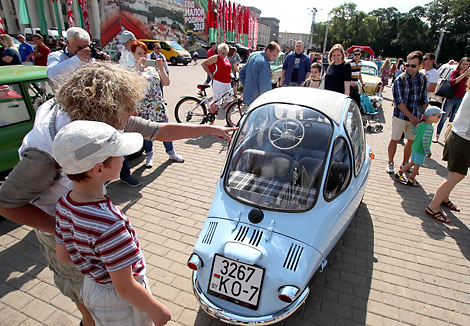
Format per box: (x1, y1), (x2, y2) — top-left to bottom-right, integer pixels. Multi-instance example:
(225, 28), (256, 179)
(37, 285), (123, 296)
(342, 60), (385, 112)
(183, 62), (188, 66)
(170, 57), (177, 65)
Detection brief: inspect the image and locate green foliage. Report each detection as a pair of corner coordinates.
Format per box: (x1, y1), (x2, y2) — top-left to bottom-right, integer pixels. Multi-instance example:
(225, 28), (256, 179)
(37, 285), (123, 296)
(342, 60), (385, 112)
(322, 1), (469, 63)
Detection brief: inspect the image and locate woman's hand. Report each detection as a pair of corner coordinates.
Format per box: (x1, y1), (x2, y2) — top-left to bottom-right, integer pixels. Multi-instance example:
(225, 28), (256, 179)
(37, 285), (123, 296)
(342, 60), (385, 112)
(135, 57), (147, 70)
(156, 58), (165, 70)
(211, 126), (238, 142)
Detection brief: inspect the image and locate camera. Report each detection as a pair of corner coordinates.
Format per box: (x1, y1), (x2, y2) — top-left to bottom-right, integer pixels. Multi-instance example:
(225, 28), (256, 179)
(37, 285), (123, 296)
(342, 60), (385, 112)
(89, 42), (107, 60)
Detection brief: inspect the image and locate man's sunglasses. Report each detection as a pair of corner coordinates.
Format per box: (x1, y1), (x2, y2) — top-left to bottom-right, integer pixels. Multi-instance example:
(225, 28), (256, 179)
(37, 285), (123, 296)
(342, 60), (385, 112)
(405, 63), (418, 68)
(353, 53), (361, 56)
(423, 58), (429, 61)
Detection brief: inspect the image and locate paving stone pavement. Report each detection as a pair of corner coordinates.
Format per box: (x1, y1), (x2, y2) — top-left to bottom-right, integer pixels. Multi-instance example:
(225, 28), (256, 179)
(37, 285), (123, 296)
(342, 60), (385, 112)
(1, 63), (469, 326)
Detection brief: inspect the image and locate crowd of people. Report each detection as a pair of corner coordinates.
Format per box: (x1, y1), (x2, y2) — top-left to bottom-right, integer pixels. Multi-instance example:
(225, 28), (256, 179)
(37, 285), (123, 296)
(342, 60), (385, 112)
(0, 27), (469, 325)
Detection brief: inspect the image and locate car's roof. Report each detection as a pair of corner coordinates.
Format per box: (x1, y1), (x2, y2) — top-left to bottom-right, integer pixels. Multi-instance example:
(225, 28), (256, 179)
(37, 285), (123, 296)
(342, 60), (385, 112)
(0, 65), (48, 84)
(249, 87), (347, 124)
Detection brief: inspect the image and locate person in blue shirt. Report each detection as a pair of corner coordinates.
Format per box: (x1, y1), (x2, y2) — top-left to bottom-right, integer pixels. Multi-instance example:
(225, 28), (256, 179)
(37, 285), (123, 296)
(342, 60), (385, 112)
(280, 40), (311, 87)
(17, 34), (34, 64)
(239, 41), (280, 106)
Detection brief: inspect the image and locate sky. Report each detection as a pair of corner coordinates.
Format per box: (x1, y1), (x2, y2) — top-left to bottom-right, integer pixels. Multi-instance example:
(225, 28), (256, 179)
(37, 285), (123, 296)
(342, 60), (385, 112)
(235, 0), (430, 34)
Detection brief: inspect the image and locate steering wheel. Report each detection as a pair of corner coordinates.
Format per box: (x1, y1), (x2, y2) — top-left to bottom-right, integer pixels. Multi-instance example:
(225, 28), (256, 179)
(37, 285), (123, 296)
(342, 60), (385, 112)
(268, 118), (305, 150)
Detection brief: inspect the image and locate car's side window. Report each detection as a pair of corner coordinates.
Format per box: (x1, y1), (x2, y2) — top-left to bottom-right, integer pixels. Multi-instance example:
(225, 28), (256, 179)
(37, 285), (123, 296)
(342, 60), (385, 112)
(0, 84), (31, 128)
(160, 42), (170, 51)
(324, 137), (352, 201)
(25, 81), (53, 111)
(146, 42), (154, 51)
(344, 101), (365, 176)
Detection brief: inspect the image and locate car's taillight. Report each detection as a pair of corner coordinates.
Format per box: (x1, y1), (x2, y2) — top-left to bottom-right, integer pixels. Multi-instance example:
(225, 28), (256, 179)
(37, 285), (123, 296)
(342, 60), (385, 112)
(187, 253), (203, 271)
(278, 286), (300, 303)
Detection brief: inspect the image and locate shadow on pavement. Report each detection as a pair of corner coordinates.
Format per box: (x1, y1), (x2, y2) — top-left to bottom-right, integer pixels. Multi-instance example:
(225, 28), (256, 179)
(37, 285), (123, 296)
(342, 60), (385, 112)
(193, 203), (374, 325)
(392, 177), (470, 260)
(0, 228), (46, 298)
(185, 134), (230, 150)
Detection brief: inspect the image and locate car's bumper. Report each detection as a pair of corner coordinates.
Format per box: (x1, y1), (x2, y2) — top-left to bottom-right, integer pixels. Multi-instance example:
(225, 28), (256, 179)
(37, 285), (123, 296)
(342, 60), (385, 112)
(192, 271), (310, 325)
(177, 56), (191, 63)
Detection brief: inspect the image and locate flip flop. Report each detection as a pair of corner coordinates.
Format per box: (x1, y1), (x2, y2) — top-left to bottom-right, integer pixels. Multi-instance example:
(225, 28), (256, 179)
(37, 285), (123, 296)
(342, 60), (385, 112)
(442, 200), (460, 212)
(425, 206), (451, 223)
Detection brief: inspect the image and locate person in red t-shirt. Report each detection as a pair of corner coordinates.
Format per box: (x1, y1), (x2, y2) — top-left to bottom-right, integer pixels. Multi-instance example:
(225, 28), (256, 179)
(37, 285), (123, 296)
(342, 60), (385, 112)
(32, 34), (51, 66)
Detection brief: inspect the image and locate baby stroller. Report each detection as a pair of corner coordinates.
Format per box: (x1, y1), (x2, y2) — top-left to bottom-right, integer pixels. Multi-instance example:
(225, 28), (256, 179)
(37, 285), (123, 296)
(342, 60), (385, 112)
(358, 82), (383, 132)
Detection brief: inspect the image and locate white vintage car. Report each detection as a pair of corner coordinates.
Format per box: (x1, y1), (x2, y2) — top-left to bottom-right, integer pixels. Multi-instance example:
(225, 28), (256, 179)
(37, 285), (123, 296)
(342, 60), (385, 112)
(187, 87), (372, 325)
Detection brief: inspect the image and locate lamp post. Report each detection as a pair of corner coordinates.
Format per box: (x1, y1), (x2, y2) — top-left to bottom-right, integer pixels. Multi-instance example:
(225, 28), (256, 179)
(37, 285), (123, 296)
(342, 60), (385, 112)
(435, 29), (449, 64)
(322, 24), (330, 53)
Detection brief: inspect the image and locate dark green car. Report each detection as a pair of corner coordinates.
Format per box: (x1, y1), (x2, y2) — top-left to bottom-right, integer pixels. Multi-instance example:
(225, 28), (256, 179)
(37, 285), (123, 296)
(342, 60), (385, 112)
(0, 65), (52, 175)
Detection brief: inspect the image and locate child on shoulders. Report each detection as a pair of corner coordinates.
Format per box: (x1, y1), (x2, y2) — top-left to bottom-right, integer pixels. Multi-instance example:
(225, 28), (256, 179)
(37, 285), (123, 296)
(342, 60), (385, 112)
(395, 106), (444, 186)
(52, 120), (171, 326)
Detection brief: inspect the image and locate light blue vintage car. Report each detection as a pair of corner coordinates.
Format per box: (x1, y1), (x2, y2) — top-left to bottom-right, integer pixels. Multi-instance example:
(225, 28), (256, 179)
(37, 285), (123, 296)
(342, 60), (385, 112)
(187, 87), (372, 325)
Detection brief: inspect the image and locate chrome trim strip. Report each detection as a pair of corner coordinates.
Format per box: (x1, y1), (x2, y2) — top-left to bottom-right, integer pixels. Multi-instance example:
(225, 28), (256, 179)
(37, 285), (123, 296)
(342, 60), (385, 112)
(192, 271), (309, 325)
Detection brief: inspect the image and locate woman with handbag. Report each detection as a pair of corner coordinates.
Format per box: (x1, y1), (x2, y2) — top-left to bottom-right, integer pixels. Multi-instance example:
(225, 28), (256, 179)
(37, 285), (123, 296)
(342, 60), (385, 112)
(434, 57), (470, 142)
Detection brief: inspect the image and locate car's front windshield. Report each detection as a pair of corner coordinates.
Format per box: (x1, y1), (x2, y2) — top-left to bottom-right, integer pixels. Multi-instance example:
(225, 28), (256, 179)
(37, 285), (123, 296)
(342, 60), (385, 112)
(168, 41), (184, 50)
(361, 65), (377, 76)
(225, 103), (333, 211)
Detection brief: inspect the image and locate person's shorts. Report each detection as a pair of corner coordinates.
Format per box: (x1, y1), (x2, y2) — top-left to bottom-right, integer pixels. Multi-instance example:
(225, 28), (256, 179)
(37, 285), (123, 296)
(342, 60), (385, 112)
(411, 152), (426, 165)
(35, 230), (84, 303)
(212, 79), (232, 102)
(391, 116), (416, 141)
(443, 131), (470, 175)
(82, 275), (153, 326)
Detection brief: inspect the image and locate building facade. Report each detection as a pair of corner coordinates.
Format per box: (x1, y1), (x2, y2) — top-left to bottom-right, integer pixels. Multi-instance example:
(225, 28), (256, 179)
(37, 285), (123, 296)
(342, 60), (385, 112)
(278, 32), (310, 49)
(259, 17), (279, 43)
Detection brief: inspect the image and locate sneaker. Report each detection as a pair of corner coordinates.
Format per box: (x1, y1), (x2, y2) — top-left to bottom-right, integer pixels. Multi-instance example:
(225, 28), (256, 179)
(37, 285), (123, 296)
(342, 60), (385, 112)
(386, 162), (394, 174)
(120, 175), (141, 187)
(144, 152), (153, 168)
(169, 153), (185, 163)
(406, 178), (420, 187)
(394, 172), (407, 183)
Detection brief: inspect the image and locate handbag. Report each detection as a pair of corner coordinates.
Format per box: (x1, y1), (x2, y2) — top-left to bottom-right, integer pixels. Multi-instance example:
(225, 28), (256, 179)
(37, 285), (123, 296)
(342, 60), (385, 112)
(435, 79), (456, 99)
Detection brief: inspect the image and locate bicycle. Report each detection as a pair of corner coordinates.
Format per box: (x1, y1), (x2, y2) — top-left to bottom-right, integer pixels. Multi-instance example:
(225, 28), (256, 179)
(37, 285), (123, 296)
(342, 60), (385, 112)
(174, 78), (247, 127)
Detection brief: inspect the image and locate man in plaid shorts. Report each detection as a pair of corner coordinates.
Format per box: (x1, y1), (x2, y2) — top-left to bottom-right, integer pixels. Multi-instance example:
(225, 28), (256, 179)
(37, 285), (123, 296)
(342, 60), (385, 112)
(386, 51), (428, 174)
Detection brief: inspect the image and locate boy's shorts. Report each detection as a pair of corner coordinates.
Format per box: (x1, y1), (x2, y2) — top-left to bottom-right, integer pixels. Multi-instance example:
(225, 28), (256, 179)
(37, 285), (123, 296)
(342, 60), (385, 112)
(391, 116), (416, 141)
(443, 131), (470, 175)
(410, 152), (426, 165)
(35, 230), (84, 303)
(82, 274), (153, 326)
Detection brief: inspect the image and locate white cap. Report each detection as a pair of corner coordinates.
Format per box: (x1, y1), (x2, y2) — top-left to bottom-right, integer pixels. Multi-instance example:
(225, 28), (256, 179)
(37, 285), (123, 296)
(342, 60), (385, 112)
(52, 121), (143, 175)
(118, 30), (136, 44)
(424, 106), (445, 116)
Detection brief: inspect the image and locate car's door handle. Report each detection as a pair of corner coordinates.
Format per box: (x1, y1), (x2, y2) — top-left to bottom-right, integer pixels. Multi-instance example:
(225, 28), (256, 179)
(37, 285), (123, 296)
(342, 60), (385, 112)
(8, 104), (20, 108)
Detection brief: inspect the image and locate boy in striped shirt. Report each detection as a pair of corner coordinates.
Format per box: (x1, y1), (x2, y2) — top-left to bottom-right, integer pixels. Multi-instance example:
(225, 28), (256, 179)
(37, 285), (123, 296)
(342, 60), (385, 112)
(395, 106), (444, 186)
(52, 120), (171, 326)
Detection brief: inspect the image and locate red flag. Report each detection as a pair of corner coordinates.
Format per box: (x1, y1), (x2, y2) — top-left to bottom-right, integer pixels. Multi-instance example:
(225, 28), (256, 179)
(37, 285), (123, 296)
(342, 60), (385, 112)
(0, 16), (6, 34)
(78, 0), (91, 34)
(228, 1), (231, 37)
(253, 16), (258, 49)
(67, 0), (74, 27)
(244, 7), (249, 34)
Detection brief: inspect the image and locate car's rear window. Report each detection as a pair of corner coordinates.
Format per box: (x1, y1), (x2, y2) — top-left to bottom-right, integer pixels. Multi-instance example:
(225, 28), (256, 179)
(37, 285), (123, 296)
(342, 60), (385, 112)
(225, 103), (333, 212)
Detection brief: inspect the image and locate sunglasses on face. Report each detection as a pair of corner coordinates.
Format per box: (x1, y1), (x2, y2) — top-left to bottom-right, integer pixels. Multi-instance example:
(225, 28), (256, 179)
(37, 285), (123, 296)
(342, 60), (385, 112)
(405, 63), (417, 68)
(423, 58), (429, 61)
(353, 53), (361, 56)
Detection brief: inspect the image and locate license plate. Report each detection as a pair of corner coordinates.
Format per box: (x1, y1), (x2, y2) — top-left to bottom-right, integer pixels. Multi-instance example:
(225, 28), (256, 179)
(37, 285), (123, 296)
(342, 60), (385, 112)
(208, 254), (264, 310)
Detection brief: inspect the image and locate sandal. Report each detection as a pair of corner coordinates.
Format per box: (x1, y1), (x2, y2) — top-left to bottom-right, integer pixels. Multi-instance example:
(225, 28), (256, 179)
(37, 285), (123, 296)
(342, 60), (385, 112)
(425, 206), (451, 223)
(442, 200), (460, 212)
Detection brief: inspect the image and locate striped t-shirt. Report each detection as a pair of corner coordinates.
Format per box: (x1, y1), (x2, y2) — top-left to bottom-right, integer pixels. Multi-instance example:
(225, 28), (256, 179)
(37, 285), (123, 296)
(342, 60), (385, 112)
(349, 59), (362, 82)
(55, 193), (145, 284)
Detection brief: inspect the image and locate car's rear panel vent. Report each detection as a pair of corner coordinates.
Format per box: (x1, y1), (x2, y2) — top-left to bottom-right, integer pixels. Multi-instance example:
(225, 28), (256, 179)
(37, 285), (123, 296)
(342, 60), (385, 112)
(202, 221), (218, 244)
(283, 243), (304, 272)
(249, 229), (263, 247)
(234, 225), (249, 242)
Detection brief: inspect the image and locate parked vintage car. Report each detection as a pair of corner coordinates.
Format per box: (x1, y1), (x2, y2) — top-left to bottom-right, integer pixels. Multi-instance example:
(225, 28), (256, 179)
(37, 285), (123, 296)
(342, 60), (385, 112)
(429, 63), (458, 107)
(360, 60), (383, 97)
(0, 65), (52, 175)
(140, 39), (192, 65)
(226, 41), (250, 63)
(245, 51), (286, 88)
(187, 87), (371, 325)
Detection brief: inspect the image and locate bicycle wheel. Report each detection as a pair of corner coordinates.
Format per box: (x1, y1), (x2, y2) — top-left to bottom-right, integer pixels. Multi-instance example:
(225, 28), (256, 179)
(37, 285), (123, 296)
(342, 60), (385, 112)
(174, 97), (207, 124)
(226, 100), (247, 127)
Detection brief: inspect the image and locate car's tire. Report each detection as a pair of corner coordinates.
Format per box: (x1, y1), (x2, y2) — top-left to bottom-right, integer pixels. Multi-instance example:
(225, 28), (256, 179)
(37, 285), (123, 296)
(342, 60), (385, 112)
(170, 57), (177, 65)
(183, 62), (188, 66)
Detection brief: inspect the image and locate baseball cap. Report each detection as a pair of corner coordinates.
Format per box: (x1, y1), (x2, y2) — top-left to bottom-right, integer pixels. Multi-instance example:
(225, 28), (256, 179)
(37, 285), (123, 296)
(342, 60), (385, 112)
(424, 106), (444, 116)
(52, 121), (143, 175)
(118, 30), (135, 44)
